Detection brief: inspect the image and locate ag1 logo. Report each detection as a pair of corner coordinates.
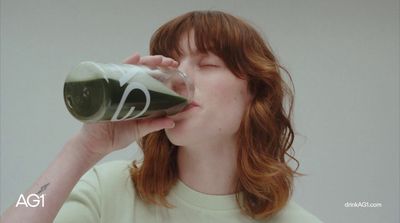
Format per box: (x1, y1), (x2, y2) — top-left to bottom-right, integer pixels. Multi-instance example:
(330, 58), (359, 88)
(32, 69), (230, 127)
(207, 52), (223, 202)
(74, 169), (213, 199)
(15, 194), (45, 207)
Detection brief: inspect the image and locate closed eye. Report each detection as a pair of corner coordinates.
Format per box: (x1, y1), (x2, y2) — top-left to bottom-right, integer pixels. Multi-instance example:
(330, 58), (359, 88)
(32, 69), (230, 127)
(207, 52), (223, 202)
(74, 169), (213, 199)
(199, 64), (220, 68)
(198, 54), (224, 68)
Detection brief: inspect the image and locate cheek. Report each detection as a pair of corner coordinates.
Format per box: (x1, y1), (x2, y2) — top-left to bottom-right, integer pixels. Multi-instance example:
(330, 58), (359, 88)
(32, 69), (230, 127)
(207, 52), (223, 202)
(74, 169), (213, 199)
(202, 81), (249, 132)
(208, 77), (249, 108)
(165, 78), (249, 145)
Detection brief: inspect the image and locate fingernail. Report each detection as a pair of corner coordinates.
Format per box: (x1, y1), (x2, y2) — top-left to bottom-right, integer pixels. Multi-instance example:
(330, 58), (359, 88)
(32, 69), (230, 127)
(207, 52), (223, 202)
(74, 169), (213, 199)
(167, 122), (175, 129)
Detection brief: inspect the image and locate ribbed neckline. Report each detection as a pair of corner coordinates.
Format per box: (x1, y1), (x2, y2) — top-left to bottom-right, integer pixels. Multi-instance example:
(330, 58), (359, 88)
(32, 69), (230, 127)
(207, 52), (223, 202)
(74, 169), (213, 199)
(170, 179), (241, 211)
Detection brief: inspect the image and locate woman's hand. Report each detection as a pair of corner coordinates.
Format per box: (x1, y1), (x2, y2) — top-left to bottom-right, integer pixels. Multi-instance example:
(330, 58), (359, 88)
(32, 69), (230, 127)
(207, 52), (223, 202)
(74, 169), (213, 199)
(0, 54), (182, 223)
(76, 53), (180, 157)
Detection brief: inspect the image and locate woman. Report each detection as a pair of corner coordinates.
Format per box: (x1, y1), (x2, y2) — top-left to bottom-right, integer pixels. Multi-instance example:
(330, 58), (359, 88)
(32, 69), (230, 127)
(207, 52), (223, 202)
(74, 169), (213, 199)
(1, 10), (323, 223)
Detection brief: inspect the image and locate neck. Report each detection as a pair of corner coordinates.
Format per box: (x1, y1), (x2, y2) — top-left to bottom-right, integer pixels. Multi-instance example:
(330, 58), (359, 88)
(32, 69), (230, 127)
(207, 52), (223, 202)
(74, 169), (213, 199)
(177, 138), (238, 195)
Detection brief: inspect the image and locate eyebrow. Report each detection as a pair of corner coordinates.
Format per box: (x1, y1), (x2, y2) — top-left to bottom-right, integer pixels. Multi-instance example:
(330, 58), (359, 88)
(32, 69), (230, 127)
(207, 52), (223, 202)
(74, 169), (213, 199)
(177, 50), (209, 60)
(193, 51), (219, 59)
(188, 49), (207, 56)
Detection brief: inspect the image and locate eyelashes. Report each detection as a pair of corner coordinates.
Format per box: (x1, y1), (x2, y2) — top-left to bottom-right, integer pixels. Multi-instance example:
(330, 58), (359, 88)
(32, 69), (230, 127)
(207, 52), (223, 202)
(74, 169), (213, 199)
(199, 64), (220, 68)
(199, 57), (222, 68)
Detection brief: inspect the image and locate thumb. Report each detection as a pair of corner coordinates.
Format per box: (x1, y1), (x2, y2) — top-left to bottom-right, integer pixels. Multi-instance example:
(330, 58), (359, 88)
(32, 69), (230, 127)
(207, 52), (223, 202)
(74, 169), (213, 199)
(135, 117), (175, 138)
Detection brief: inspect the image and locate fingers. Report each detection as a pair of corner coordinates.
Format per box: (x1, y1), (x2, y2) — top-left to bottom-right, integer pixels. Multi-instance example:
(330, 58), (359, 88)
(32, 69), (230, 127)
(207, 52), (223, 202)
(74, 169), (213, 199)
(135, 117), (175, 138)
(139, 55), (163, 68)
(159, 57), (179, 67)
(141, 55), (179, 68)
(124, 54), (179, 68)
(123, 53), (141, 64)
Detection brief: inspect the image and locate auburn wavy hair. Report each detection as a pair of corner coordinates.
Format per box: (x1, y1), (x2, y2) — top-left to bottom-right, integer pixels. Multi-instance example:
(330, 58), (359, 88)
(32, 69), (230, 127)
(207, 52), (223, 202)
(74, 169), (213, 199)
(130, 10), (302, 220)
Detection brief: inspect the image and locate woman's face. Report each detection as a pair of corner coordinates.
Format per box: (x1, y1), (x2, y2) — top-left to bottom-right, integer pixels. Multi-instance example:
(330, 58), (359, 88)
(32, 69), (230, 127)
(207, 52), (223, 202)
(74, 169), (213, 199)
(165, 32), (251, 146)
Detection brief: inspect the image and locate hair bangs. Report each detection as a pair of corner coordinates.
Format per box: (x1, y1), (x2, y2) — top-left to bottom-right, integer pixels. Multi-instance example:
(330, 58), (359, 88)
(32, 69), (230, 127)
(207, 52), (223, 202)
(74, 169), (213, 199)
(150, 11), (242, 64)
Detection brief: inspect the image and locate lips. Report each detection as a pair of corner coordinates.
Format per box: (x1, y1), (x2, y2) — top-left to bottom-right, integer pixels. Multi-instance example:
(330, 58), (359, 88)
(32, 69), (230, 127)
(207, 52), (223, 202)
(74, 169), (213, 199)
(168, 101), (199, 120)
(182, 101), (199, 112)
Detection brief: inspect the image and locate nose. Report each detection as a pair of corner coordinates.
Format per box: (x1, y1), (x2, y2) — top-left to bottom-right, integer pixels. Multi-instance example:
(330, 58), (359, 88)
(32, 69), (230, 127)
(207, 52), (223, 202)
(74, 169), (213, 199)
(177, 60), (196, 101)
(177, 60), (191, 76)
(177, 60), (196, 84)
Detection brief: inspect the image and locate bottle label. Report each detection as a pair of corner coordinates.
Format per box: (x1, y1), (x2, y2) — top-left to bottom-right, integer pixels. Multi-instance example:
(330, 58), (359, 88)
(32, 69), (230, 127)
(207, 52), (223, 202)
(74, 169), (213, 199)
(109, 64), (151, 121)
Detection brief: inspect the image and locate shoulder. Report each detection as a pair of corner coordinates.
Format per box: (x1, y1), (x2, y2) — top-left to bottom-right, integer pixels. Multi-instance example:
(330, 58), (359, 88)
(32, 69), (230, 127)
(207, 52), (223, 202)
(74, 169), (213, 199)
(55, 160), (137, 222)
(91, 159), (133, 177)
(81, 160), (138, 210)
(76, 159), (136, 199)
(89, 159), (134, 187)
(265, 200), (324, 223)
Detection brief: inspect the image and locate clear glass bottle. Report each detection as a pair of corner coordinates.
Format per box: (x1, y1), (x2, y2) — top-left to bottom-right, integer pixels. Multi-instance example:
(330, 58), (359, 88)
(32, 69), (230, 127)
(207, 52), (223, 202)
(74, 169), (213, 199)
(63, 61), (193, 122)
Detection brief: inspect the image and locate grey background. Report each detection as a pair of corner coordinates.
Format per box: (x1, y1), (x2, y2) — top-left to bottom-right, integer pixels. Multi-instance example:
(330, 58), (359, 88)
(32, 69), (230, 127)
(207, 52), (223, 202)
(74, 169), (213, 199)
(1, 0), (399, 222)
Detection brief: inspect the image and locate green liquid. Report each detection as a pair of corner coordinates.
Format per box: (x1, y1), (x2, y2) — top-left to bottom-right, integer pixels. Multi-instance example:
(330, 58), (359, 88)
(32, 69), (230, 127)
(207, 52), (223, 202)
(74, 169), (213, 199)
(64, 78), (188, 122)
